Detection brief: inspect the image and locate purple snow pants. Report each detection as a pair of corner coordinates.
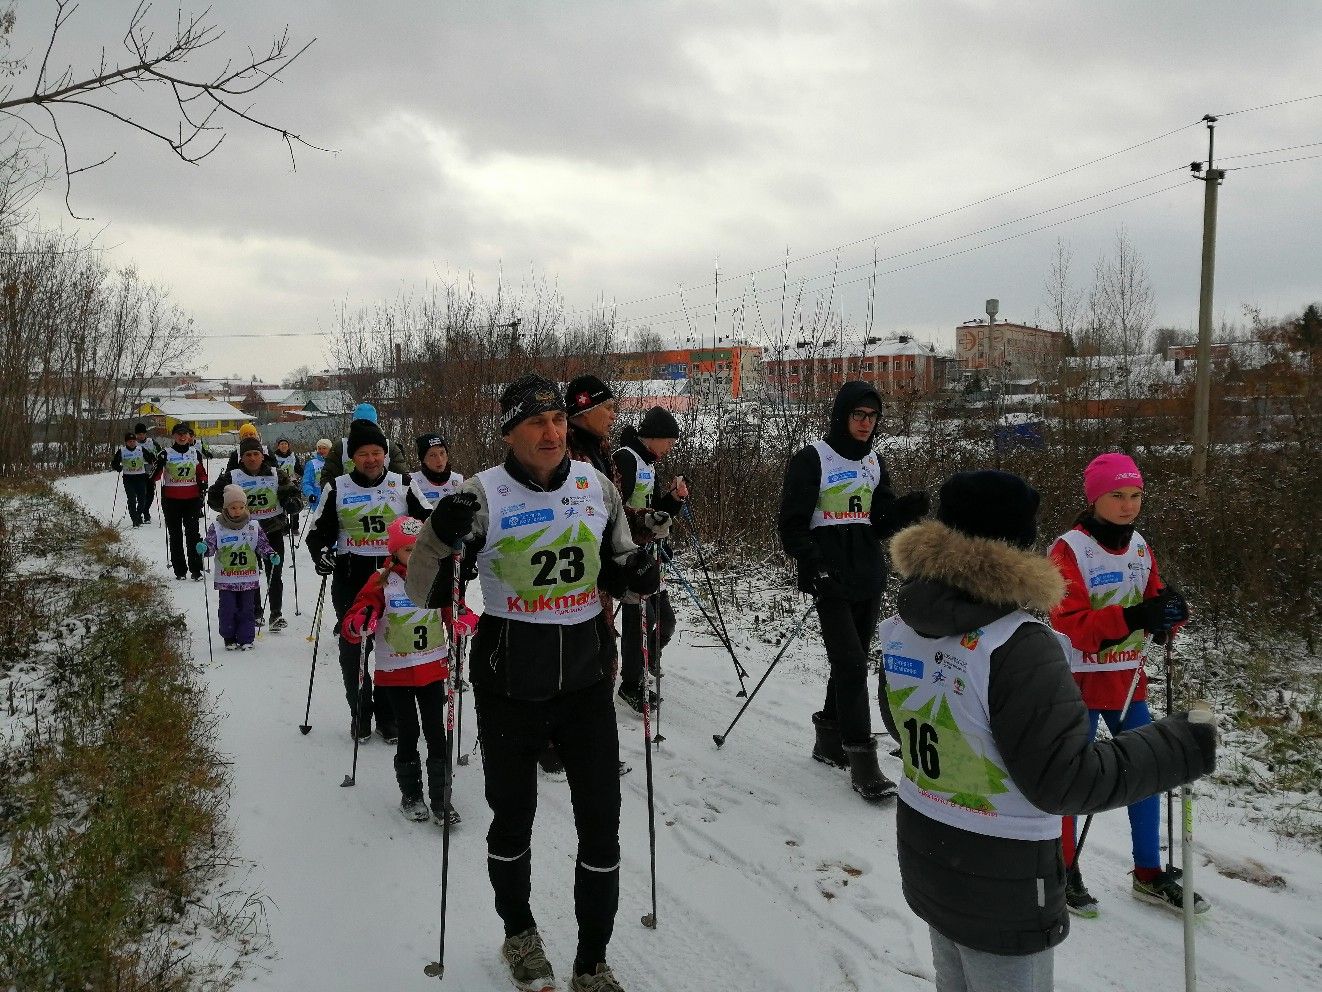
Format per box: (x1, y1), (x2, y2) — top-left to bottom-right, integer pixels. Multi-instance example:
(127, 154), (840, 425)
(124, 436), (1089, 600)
(218, 588), (258, 646)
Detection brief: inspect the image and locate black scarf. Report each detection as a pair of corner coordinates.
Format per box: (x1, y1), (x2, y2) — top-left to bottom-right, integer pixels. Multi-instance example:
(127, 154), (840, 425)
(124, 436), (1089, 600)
(1077, 511), (1135, 552)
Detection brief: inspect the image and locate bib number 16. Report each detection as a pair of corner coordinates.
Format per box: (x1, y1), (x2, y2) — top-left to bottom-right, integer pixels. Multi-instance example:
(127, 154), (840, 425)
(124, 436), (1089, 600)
(903, 718), (941, 779)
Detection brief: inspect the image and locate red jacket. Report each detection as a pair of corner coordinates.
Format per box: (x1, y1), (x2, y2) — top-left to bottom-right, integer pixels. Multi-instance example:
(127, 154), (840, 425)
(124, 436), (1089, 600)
(343, 561), (459, 688)
(1048, 524), (1163, 710)
(152, 443), (209, 501)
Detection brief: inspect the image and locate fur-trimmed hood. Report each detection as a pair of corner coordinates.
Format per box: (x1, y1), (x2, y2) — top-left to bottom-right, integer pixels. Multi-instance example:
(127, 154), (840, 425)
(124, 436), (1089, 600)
(889, 520), (1065, 637)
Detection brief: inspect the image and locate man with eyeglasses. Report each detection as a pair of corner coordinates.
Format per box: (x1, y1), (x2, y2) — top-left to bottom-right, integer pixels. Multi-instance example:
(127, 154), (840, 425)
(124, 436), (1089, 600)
(778, 380), (930, 803)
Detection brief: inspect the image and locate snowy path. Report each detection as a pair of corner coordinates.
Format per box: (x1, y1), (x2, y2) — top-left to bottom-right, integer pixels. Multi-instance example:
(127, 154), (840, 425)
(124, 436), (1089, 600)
(60, 471), (1322, 992)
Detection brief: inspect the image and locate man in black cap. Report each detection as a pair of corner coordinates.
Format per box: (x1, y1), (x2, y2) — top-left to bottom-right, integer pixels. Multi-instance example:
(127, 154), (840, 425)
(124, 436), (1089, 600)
(153, 422), (209, 580)
(565, 374), (617, 474)
(407, 372), (658, 992)
(778, 381), (930, 803)
(612, 405), (688, 713)
(208, 438), (303, 631)
(111, 431), (157, 527)
(305, 418), (429, 743)
(881, 471), (1215, 990)
(409, 433), (465, 515)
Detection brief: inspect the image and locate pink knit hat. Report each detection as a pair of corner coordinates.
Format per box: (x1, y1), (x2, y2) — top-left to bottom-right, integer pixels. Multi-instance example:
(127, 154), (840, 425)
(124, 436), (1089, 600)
(1084, 453), (1144, 504)
(387, 516), (425, 557)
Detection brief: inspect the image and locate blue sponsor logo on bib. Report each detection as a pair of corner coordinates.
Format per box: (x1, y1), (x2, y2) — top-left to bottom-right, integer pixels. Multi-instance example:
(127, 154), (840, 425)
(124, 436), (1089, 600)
(219, 534), (240, 545)
(883, 653), (924, 679)
(343, 493), (372, 505)
(1089, 571), (1124, 587)
(501, 507), (556, 530)
(826, 470), (858, 484)
(388, 597), (413, 609)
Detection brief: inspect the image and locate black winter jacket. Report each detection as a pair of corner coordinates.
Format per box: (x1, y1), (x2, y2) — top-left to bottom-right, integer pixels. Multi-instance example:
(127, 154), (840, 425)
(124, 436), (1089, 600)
(207, 466), (303, 538)
(405, 452), (651, 702)
(613, 426), (684, 543)
(884, 520), (1212, 956)
(778, 381), (914, 599)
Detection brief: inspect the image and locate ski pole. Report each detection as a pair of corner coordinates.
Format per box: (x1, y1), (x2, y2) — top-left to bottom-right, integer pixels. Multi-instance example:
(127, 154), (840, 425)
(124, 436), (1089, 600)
(661, 549), (749, 695)
(1183, 699), (1214, 992)
(713, 601), (815, 747)
(639, 579), (660, 930)
(291, 529), (301, 616)
(109, 475), (121, 525)
(682, 506), (747, 695)
(299, 574), (329, 734)
(1071, 651), (1146, 866)
(425, 550), (463, 978)
(1166, 639), (1176, 872)
(199, 560), (216, 665)
(650, 542), (666, 746)
(340, 606), (374, 787)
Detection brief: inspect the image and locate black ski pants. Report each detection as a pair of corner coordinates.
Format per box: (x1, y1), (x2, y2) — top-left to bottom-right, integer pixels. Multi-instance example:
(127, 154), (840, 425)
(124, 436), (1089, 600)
(816, 593), (882, 747)
(619, 591), (675, 689)
(123, 474), (152, 525)
(475, 678), (621, 971)
(257, 530), (285, 619)
(331, 558), (393, 734)
(381, 680), (449, 804)
(163, 495), (203, 578)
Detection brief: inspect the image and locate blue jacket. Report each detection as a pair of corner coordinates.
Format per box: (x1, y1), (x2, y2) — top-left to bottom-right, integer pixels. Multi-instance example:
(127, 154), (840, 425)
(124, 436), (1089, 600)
(302, 455), (327, 506)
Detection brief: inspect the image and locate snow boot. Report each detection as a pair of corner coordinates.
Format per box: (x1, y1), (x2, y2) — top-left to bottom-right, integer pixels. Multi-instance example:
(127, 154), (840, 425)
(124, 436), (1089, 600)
(401, 795), (431, 822)
(224, 642), (238, 652)
(395, 754), (427, 821)
(1065, 864), (1100, 918)
(811, 711), (848, 769)
(570, 963), (627, 992)
(616, 683), (657, 714)
(843, 739), (897, 802)
(269, 615), (287, 632)
(1132, 867), (1210, 915)
(500, 927), (555, 992)
(351, 718), (372, 744)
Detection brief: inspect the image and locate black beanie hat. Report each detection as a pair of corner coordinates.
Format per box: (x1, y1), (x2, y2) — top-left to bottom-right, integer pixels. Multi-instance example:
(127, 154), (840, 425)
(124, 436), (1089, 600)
(565, 374), (614, 417)
(172, 421), (193, 436)
(347, 418), (389, 457)
(134, 422), (148, 434)
(415, 433), (447, 460)
(124, 431), (137, 441)
(239, 437), (264, 455)
(937, 470), (1040, 549)
(638, 405), (680, 440)
(500, 374), (566, 434)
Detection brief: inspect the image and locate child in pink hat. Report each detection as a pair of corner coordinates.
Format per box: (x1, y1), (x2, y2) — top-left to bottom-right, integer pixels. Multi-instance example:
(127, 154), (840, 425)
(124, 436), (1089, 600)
(1049, 452), (1202, 919)
(342, 515), (475, 826)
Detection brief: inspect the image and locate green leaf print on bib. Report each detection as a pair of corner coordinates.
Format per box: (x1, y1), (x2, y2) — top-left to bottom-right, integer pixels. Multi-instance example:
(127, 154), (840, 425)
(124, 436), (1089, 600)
(489, 520), (602, 604)
(887, 685), (1010, 813)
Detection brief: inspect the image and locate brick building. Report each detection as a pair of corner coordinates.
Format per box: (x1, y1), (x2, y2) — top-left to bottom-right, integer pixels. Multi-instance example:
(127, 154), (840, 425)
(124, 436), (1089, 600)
(955, 321), (1066, 375)
(763, 336), (956, 399)
(611, 345), (762, 402)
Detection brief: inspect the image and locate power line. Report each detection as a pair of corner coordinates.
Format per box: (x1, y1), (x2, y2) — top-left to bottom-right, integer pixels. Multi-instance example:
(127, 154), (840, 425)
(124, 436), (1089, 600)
(636, 180), (1196, 329)
(612, 118), (1205, 309)
(1217, 92), (1322, 117)
(1217, 140), (1322, 161)
(1224, 151), (1322, 172)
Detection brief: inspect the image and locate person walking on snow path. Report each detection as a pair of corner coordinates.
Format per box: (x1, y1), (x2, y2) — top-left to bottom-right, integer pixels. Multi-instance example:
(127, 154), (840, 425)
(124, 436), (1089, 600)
(880, 470), (1216, 992)
(153, 421), (209, 581)
(407, 373), (659, 992)
(223, 423), (271, 473)
(612, 405), (687, 714)
(110, 431), (157, 527)
(343, 516), (475, 825)
(304, 417), (428, 745)
(319, 402), (410, 480)
(302, 438), (332, 511)
(778, 380), (929, 802)
(1049, 452), (1203, 919)
(271, 437), (304, 534)
(208, 438), (303, 632)
(132, 421), (162, 522)
(410, 433), (466, 517)
(197, 484), (276, 650)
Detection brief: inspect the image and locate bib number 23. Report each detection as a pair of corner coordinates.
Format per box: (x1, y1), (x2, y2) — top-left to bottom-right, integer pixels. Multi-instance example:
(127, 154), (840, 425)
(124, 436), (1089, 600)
(530, 546), (585, 586)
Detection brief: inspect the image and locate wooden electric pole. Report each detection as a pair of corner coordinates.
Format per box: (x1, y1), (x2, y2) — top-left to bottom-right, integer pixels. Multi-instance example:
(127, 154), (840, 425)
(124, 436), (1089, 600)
(1190, 115), (1225, 495)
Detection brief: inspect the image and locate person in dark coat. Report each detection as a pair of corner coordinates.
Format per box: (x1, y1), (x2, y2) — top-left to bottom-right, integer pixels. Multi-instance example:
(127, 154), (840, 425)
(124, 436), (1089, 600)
(153, 422), (210, 580)
(110, 431), (157, 527)
(319, 402), (410, 480)
(612, 406), (687, 713)
(778, 380), (929, 802)
(881, 470), (1216, 991)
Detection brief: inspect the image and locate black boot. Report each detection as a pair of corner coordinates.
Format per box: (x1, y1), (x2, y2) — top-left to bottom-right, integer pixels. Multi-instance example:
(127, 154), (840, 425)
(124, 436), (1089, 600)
(395, 755), (429, 822)
(427, 753), (460, 825)
(844, 739), (897, 803)
(811, 711), (848, 768)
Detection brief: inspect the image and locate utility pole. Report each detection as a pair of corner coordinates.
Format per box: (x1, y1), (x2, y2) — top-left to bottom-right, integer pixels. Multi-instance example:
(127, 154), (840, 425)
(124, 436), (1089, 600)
(1190, 115), (1225, 496)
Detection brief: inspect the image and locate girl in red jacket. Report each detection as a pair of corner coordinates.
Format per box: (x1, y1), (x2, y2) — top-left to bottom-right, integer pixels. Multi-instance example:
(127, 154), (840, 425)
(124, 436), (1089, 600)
(343, 516), (473, 825)
(1050, 452), (1204, 919)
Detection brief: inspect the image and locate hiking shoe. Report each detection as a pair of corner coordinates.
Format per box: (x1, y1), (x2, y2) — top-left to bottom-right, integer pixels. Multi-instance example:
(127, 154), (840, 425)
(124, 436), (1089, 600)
(254, 613), (266, 628)
(1065, 865), (1100, 918)
(237, 643), (255, 651)
(432, 803), (462, 826)
(378, 723), (399, 745)
(401, 795), (431, 822)
(1132, 868), (1210, 915)
(570, 963), (626, 992)
(269, 615), (288, 632)
(616, 684), (657, 714)
(351, 720), (372, 744)
(500, 927), (555, 992)
(224, 641), (238, 652)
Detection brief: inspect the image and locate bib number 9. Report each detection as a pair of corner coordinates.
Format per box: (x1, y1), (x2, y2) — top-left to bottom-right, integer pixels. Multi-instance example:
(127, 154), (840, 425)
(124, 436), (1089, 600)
(903, 718), (941, 779)
(530, 546), (586, 586)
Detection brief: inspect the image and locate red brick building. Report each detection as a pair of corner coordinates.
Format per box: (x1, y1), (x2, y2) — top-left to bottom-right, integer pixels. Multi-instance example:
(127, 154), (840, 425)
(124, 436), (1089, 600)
(763, 336), (956, 399)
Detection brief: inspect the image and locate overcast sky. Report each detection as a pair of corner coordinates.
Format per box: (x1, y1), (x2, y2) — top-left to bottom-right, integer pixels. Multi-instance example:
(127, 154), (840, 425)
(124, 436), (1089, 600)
(14, 0), (1322, 380)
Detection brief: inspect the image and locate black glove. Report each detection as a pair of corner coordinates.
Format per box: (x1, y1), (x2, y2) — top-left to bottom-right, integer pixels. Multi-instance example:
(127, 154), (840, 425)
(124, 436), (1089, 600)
(430, 491), (479, 546)
(1160, 585), (1189, 628)
(1183, 711), (1217, 775)
(810, 566), (850, 600)
(281, 496), (305, 517)
(625, 548), (660, 596)
(1123, 588), (1186, 635)
(871, 490), (930, 537)
(313, 548), (336, 577)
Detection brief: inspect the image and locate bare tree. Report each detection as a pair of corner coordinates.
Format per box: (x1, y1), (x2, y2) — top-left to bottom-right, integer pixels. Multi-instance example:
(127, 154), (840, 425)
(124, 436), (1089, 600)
(1043, 237), (1083, 342)
(0, 1), (322, 216)
(1094, 226), (1155, 361)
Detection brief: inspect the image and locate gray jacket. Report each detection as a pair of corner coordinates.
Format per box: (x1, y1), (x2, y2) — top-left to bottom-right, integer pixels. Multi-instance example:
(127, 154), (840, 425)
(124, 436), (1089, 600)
(884, 520), (1213, 956)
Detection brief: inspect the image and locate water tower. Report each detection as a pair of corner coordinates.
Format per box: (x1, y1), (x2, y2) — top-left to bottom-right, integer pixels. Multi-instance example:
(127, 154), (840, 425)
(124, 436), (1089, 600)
(984, 299), (999, 364)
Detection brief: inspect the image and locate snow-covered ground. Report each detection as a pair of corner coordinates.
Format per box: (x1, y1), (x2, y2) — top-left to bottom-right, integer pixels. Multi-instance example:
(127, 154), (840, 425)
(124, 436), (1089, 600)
(54, 470), (1322, 992)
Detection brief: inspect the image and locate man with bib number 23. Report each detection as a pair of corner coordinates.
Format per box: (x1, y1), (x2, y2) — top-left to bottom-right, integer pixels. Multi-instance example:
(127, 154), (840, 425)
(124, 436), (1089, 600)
(407, 373), (659, 992)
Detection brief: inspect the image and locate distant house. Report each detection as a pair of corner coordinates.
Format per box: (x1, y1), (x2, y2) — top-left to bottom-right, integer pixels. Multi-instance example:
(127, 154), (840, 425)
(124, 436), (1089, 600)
(138, 399), (253, 438)
(613, 378), (691, 412)
(298, 389), (355, 417)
